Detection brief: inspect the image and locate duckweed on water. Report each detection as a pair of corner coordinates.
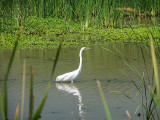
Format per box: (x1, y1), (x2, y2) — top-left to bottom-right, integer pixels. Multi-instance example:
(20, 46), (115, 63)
(1, 17), (160, 49)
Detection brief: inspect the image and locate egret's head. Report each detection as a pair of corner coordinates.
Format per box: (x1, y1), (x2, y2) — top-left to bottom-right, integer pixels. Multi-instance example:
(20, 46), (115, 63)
(79, 47), (90, 57)
(81, 47), (91, 51)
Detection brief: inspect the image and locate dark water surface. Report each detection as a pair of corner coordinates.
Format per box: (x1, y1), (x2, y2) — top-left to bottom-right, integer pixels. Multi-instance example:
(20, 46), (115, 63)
(0, 44), (153, 120)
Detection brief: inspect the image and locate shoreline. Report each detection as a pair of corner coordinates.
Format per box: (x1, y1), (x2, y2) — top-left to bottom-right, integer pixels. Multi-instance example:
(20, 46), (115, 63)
(1, 17), (160, 49)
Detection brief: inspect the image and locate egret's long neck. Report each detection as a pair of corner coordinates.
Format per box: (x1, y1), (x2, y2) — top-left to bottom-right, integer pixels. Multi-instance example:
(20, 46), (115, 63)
(78, 49), (83, 71)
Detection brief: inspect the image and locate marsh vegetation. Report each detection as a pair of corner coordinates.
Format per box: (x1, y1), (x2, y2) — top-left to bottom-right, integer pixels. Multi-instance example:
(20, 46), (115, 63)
(0, 0), (160, 120)
(1, 0), (160, 48)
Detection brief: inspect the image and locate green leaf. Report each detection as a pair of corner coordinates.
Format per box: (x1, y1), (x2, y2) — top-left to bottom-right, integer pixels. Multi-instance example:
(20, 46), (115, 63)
(132, 80), (143, 96)
(32, 83), (51, 120)
(133, 104), (141, 117)
(0, 92), (5, 120)
(140, 47), (149, 82)
(21, 60), (26, 120)
(149, 33), (160, 97)
(29, 66), (34, 120)
(97, 80), (112, 120)
(14, 103), (19, 120)
(3, 26), (23, 119)
(50, 37), (64, 79)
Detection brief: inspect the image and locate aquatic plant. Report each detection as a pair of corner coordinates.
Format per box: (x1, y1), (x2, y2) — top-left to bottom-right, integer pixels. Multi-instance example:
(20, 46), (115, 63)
(101, 30), (160, 119)
(1, 17), (160, 49)
(0, 26), (63, 120)
(97, 80), (112, 120)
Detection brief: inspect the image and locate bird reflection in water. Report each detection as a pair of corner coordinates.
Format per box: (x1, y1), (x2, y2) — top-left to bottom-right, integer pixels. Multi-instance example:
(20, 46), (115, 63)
(56, 83), (84, 119)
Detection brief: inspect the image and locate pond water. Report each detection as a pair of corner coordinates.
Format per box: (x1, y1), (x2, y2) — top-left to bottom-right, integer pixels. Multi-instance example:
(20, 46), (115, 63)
(0, 44), (154, 120)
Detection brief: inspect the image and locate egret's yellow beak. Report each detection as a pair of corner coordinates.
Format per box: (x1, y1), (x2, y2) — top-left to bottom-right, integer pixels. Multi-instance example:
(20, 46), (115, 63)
(86, 48), (91, 50)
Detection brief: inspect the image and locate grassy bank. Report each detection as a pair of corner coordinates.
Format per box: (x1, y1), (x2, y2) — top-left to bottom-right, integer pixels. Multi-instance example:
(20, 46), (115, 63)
(1, 0), (160, 49)
(1, 17), (160, 49)
(1, 0), (160, 27)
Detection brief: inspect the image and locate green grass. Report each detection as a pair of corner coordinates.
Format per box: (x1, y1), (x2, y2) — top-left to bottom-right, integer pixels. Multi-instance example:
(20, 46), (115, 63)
(1, 1), (160, 119)
(29, 66), (34, 120)
(149, 33), (160, 96)
(97, 80), (112, 120)
(14, 103), (19, 120)
(0, 92), (5, 120)
(3, 26), (23, 119)
(102, 30), (160, 119)
(20, 60), (26, 120)
(1, 0), (160, 27)
(0, 26), (63, 120)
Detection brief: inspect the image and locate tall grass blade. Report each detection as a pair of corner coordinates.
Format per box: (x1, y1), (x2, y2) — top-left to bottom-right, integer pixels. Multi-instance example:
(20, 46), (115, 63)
(21, 60), (26, 120)
(97, 80), (112, 120)
(109, 90), (146, 111)
(119, 69), (129, 76)
(102, 47), (141, 79)
(50, 37), (64, 79)
(141, 73), (148, 110)
(32, 83), (51, 120)
(32, 35), (63, 119)
(119, 56), (141, 80)
(148, 87), (159, 120)
(0, 92), (5, 120)
(122, 92), (140, 105)
(3, 26), (23, 119)
(122, 91), (148, 112)
(14, 103), (19, 120)
(29, 66), (34, 120)
(132, 80), (143, 96)
(125, 110), (133, 120)
(149, 33), (160, 97)
(133, 105), (141, 117)
(140, 47), (150, 82)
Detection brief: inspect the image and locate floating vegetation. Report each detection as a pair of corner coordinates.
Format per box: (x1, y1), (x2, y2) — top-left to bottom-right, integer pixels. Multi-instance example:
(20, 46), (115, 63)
(0, 17), (160, 49)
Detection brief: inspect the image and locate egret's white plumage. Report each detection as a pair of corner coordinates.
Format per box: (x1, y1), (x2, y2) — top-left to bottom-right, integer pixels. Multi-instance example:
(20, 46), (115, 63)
(56, 47), (89, 83)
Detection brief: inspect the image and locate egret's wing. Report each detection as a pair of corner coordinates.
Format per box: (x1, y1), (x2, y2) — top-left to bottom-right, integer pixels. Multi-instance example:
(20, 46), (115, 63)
(56, 70), (78, 81)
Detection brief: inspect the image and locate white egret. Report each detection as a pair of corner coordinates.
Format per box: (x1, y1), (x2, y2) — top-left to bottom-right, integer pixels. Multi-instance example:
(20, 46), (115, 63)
(56, 47), (90, 83)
